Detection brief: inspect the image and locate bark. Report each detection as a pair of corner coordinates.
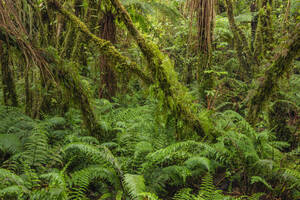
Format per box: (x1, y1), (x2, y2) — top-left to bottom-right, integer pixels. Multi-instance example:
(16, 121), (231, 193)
(0, 41), (18, 107)
(250, 0), (258, 51)
(247, 25), (300, 125)
(98, 11), (117, 101)
(196, 0), (216, 105)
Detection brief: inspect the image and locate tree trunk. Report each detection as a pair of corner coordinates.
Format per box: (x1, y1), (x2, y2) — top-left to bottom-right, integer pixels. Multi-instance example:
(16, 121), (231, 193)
(24, 67), (32, 115)
(250, 0), (258, 51)
(98, 11), (117, 101)
(0, 41), (18, 107)
(224, 0), (257, 81)
(258, 0), (274, 56)
(196, 0), (216, 105)
(247, 24), (300, 125)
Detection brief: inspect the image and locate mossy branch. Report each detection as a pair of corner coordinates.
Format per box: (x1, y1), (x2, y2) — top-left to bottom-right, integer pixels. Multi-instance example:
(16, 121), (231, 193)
(247, 24), (300, 125)
(109, 0), (207, 137)
(46, 0), (153, 85)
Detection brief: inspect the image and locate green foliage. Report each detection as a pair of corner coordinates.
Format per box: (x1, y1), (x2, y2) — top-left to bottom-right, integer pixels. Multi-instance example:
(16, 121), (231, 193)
(124, 174), (146, 200)
(0, 0), (299, 199)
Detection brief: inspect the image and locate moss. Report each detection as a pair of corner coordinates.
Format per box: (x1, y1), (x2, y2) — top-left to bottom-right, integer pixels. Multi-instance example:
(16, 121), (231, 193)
(247, 26), (300, 125)
(253, 9), (264, 62)
(110, 0), (210, 138)
(0, 42), (18, 107)
(259, 1), (274, 56)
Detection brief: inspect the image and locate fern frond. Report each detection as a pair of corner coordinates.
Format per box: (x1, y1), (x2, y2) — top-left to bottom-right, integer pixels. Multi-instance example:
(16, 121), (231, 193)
(123, 174), (146, 200)
(184, 157), (211, 172)
(63, 142), (103, 167)
(0, 134), (23, 155)
(173, 188), (194, 200)
(138, 192), (160, 200)
(250, 176), (273, 190)
(146, 141), (198, 162)
(0, 168), (24, 186)
(198, 173), (216, 199)
(0, 185), (28, 199)
(162, 165), (191, 185)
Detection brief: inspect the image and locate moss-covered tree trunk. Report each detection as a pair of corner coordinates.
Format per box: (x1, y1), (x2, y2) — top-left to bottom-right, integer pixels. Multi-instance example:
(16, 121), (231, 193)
(224, 0), (257, 80)
(109, 0), (208, 137)
(250, 0), (258, 51)
(24, 67), (32, 115)
(98, 11), (117, 101)
(0, 41), (18, 107)
(254, 0), (274, 59)
(195, 0), (216, 105)
(247, 25), (300, 125)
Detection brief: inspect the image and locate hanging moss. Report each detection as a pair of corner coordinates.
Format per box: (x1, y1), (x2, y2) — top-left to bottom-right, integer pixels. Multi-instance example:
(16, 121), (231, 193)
(247, 26), (300, 125)
(0, 41), (18, 107)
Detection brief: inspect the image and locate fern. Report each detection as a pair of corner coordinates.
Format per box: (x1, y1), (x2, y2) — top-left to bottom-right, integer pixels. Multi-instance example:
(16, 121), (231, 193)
(123, 174), (146, 200)
(63, 142), (103, 168)
(173, 188), (194, 200)
(184, 157), (212, 172)
(0, 168), (24, 186)
(0, 185), (27, 200)
(250, 176), (273, 190)
(0, 134), (23, 156)
(138, 192), (160, 200)
(70, 165), (121, 199)
(0, 168), (28, 199)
